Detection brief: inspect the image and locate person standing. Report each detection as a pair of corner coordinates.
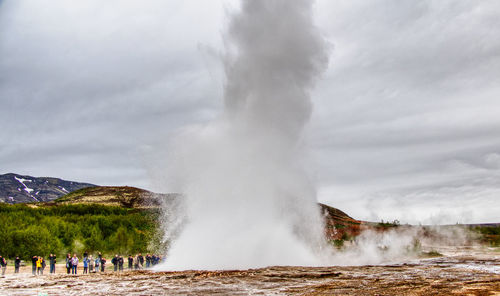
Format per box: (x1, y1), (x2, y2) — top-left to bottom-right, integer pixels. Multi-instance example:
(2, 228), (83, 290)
(41, 257), (46, 275)
(111, 255), (118, 272)
(88, 255), (94, 273)
(71, 254), (79, 275)
(83, 256), (89, 274)
(65, 254), (72, 274)
(100, 257), (106, 272)
(49, 254), (56, 274)
(138, 253), (144, 268)
(32, 255), (38, 275)
(134, 255), (139, 270)
(118, 256), (124, 272)
(145, 254), (151, 268)
(36, 256), (43, 275)
(14, 256), (21, 273)
(0, 256), (7, 276)
(94, 256), (100, 273)
(128, 255), (133, 270)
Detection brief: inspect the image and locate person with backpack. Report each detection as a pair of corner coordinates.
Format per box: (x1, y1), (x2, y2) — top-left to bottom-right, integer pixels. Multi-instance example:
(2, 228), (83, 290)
(49, 254), (56, 274)
(111, 255), (118, 272)
(0, 256), (7, 276)
(14, 256), (21, 273)
(65, 254), (72, 274)
(71, 254), (79, 274)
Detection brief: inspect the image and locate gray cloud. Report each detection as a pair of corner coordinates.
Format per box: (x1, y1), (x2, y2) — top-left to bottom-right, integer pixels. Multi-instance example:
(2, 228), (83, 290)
(0, 0), (227, 186)
(312, 0), (500, 223)
(1, 0), (499, 223)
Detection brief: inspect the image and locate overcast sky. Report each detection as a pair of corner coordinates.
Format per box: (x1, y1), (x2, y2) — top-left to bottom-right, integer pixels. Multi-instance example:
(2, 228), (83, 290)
(1, 0), (499, 224)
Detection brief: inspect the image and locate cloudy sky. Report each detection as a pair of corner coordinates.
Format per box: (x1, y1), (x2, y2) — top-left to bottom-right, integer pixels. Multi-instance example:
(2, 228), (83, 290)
(1, 0), (499, 224)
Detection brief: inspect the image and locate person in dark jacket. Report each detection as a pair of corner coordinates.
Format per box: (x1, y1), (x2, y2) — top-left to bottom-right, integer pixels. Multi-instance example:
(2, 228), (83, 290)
(42, 257), (46, 274)
(100, 257), (106, 272)
(32, 255), (38, 275)
(65, 254), (72, 274)
(0, 256), (7, 276)
(118, 256), (124, 272)
(138, 253), (144, 267)
(145, 254), (151, 268)
(128, 255), (133, 270)
(111, 255), (118, 272)
(49, 254), (56, 274)
(14, 256), (21, 273)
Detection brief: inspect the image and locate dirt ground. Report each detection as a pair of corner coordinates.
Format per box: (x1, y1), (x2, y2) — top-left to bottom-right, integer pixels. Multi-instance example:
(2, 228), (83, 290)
(0, 250), (499, 296)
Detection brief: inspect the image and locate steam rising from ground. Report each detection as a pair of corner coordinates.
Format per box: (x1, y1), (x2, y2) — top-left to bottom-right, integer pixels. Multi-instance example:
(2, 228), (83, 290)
(159, 0), (329, 270)
(329, 225), (477, 266)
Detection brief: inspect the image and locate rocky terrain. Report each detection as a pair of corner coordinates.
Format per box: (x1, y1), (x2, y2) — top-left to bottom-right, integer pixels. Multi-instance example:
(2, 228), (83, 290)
(0, 173), (95, 203)
(0, 248), (498, 295)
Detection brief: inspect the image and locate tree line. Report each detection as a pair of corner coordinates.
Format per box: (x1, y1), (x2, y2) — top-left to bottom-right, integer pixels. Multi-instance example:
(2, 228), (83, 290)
(0, 203), (163, 260)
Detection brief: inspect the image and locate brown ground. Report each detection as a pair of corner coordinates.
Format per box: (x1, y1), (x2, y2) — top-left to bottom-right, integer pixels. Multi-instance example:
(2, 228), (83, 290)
(1, 253), (498, 296)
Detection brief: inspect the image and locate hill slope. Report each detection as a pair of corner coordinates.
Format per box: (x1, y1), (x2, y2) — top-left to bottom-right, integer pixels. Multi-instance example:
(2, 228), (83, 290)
(0, 173), (96, 203)
(54, 186), (179, 208)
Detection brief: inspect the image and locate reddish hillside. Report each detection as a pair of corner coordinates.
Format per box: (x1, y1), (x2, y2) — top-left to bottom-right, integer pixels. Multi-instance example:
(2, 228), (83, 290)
(319, 203), (363, 241)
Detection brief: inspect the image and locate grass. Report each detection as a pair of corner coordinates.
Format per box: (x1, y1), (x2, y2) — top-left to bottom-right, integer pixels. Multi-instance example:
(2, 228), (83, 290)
(420, 250), (443, 257)
(54, 187), (94, 202)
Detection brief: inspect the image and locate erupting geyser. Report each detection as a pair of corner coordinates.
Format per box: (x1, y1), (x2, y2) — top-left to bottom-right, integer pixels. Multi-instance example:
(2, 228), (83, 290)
(160, 0), (329, 270)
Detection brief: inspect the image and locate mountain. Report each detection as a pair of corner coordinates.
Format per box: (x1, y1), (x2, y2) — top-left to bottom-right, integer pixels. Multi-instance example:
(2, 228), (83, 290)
(0, 173), (96, 203)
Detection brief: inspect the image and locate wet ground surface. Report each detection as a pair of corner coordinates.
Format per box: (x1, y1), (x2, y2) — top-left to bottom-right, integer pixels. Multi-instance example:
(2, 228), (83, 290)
(1, 250), (499, 295)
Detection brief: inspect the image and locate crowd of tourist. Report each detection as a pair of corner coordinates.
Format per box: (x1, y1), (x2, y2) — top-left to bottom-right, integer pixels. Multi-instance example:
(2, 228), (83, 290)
(0, 252), (164, 276)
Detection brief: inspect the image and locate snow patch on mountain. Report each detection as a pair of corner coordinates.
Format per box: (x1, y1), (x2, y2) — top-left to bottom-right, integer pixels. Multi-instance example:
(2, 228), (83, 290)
(14, 176), (34, 193)
(58, 186), (69, 193)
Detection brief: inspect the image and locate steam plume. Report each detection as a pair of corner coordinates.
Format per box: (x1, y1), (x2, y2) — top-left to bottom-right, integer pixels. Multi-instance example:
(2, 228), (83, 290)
(160, 0), (329, 270)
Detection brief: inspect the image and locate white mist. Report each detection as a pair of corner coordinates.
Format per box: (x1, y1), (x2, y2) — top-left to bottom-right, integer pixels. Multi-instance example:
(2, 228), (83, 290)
(158, 0), (329, 270)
